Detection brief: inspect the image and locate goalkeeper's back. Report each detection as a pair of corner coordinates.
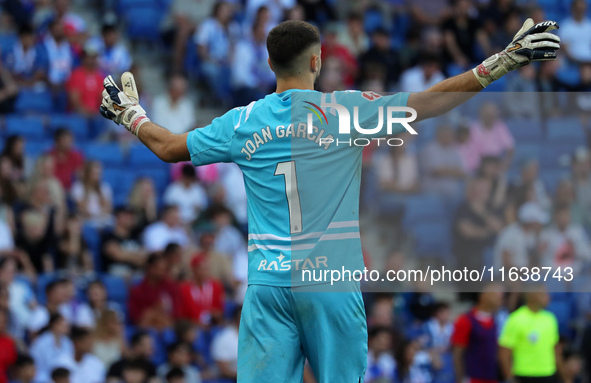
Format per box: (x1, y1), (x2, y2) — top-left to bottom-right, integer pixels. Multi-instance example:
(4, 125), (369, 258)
(186, 89), (410, 287)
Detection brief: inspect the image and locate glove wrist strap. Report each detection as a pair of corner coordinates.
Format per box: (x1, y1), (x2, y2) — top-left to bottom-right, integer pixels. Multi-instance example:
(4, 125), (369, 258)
(129, 115), (150, 136)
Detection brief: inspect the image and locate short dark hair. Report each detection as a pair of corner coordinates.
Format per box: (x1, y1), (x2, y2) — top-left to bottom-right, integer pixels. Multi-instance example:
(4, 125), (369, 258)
(181, 164), (197, 179)
(130, 331), (150, 347)
(167, 341), (189, 355)
(53, 127), (72, 141)
(19, 24), (34, 36)
(51, 367), (70, 380)
(166, 367), (185, 381)
(45, 279), (66, 295)
(70, 326), (90, 341)
(14, 354), (34, 368)
(267, 20), (320, 77)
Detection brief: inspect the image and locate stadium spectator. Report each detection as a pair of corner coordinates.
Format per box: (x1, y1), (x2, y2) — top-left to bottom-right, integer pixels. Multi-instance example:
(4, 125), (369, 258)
(442, 0), (489, 69)
(195, 1), (240, 104)
(231, 12), (275, 106)
(164, 164), (208, 224)
(541, 205), (591, 270)
(453, 177), (504, 271)
(9, 354), (37, 383)
(336, 12), (368, 57)
(553, 179), (585, 226)
(477, 156), (509, 213)
(55, 214), (92, 275)
(571, 148), (591, 229)
(50, 367), (70, 383)
(128, 253), (181, 329)
(94, 22), (132, 78)
(451, 283), (504, 383)
(48, 129), (84, 191)
(393, 337), (435, 383)
(559, 0), (591, 63)
(0, 257), (35, 338)
(508, 159), (551, 213)
(0, 309), (17, 383)
(92, 309), (126, 368)
(469, 102), (514, 171)
(424, 302), (452, 352)
(66, 42), (104, 117)
(43, 17), (73, 88)
(375, 134), (420, 195)
(52, 326), (105, 383)
(0, 150), (22, 206)
(106, 331), (157, 383)
(157, 342), (201, 383)
(179, 255), (224, 326)
(86, 280), (123, 323)
(128, 177), (157, 232)
(30, 155), (66, 216)
(142, 206), (190, 253)
(494, 202), (548, 270)
(152, 74), (196, 135)
(162, 243), (185, 281)
(400, 53), (445, 92)
(215, 163), (248, 230)
(499, 285), (562, 383)
(165, 367), (185, 383)
(1, 135), (28, 183)
(365, 326), (395, 382)
(359, 28), (398, 91)
(420, 124), (466, 200)
(194, 229), (235, 290)
(15, 208), (57, 276)
(0, 61), (18, 114)
(321, 23), (357, 89)
(30, 313), (73, 382)
(58, 279), (94, 329)
(4, 24), (48, 87)
(245, 0), (294, 28)
(100, 206), (146, 278)
(211, 306), (240, 381)
(27, 279), (68, 335)
(70, 161), (113, 228)
(505, 65), (538, 118)
(209, 205), (246, 271)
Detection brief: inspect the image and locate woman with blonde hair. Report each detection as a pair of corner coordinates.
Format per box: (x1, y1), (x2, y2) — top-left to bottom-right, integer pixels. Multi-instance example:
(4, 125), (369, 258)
(128, 177), (157, 231)
(92, 308), (126, 368)
(29, 154), (66, 213)
(70, 161), (113, 228)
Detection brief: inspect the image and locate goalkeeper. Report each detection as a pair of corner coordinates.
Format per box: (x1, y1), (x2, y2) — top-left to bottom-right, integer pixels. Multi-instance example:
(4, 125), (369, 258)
(100, 18), (559, 383)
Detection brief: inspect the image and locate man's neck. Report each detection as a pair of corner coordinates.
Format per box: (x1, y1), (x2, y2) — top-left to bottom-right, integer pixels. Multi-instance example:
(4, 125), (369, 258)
(114, 224), (129, 237)
(275, 78), (315, 94)
(527, 303), (541, 312)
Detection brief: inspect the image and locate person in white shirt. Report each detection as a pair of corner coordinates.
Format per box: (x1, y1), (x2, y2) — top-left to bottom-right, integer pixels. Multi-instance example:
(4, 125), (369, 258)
(365, 327), (395, 382)
(52, 327), (106, 383)
(30, 313), (74, 383)
(541, 205), (591, 270)
(211, 307), (240, 381)
(142, 206), (190, 252)
(560, 0), (591, 63)
(70, 161), (113, 229)
(400, 53), (445, 93)
(59, 279), (95, 329)
(28, 279), (69, 335)
(164, 164), (208, 224)
(95, 22), (133, 78)
(152, 74), (196, 135)
(494, 202), (549, 269)
(0, 220), (14, 255)
(43, 18), (73, 87)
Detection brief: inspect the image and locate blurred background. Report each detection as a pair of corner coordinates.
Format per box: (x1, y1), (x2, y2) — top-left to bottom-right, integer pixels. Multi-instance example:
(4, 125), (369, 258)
(1, 0), (591, 382)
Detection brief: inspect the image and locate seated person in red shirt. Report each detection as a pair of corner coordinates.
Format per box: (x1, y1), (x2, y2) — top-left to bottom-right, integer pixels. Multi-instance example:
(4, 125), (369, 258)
(178, 255), (225, 326)
(0, 309), (17, 383)
(48, 128), (84, 191)
(66, 42), (103, 117)
(128, 254), (181, 330)
(451, 283), (504, 383)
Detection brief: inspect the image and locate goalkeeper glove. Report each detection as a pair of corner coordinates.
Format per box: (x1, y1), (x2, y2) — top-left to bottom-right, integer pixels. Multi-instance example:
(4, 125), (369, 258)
(99, 72), (150, 136)
(473, 18), (560, 88)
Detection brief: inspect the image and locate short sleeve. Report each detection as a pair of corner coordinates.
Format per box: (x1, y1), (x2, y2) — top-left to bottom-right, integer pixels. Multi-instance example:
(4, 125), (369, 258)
(346, 91), (412, 140)
(187, 107), (242, 166)
(450, 314), (472, 347)
(498, 314), (518, 349)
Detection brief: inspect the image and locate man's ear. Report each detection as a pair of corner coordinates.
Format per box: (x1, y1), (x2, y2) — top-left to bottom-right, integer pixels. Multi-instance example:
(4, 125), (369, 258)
(311, 54), (320, 73)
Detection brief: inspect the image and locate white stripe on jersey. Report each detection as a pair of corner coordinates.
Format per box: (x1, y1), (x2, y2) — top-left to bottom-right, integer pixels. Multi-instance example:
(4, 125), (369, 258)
(327, 220), (359, 229)
(247, 231), (360, 252)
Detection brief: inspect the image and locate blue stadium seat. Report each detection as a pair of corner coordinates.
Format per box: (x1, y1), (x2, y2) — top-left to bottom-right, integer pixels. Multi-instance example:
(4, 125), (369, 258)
(547, 300), (574, 337)
(540, 143), (580, 168)
(363, 8), (384, 33)
(5, 115), (45, 139)
(0, 33), (17, 54)
(100, 274), (128, 306)
(512, 143), (540, 167)
(85, 143), (125, 166)
(102, 168), (127, 192)
(135, 168), (170, 195)
(82, 224), (102, 271)
(506, 118), (543, 143)
(546, 117), (585, 143)
(411, 222), (452, 259)
(402, 194), (447, 228)
(129, 145), (167, 168)
(48, 114), (89, 140)
(125, 5), (164, 42)
(541, 169), (570, 195)
(24, 139), (52, 158)
(14, 89), (53, 114)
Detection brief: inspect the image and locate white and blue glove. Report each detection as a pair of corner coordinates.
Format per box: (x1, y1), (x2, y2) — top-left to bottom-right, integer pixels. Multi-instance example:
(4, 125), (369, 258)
(100, 72), (150, 136)
(473, 18), (561, 88)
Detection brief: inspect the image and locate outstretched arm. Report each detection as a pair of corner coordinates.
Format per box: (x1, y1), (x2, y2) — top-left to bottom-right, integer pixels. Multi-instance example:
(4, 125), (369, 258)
(136, 122), (190, 163)
(409, 18), (560, 122)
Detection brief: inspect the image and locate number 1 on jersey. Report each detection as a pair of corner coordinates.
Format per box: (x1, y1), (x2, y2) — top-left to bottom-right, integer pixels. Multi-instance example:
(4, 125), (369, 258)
(275, 161), (303, 234)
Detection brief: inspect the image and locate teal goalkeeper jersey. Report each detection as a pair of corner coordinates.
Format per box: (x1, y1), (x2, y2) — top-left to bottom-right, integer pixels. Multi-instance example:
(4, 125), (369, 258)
(187, 89), (411, 287)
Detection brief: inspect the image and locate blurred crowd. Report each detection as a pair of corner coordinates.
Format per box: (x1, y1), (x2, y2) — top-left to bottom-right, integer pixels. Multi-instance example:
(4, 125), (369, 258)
(1, 0), (591, 383)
